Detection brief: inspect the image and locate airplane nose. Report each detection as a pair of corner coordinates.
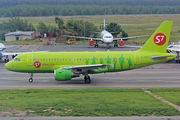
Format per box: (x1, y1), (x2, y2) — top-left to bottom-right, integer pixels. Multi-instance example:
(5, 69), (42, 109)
(5, 62), (11, 70)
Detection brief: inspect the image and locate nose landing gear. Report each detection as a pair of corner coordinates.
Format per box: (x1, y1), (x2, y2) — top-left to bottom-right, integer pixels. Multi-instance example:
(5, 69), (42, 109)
(29, 73), (33, 83)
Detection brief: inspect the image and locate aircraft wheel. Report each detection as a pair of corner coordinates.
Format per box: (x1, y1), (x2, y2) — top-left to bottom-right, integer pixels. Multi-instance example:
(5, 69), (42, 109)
(114, 44), (118, 47)
(84, 76), (91, 84)
(29, 78), (33, 83)
(7, 59), (9, 62)
(4, 59), (6, 63)
(85, 78), (91, 84)
(97, 44), (98, 47)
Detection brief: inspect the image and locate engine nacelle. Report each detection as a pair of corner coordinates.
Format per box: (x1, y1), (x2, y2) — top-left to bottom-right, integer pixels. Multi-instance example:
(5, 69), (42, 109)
(89, 40), (95, 46)
(54, 69), (80, 81)
(119, 40), (125, 46)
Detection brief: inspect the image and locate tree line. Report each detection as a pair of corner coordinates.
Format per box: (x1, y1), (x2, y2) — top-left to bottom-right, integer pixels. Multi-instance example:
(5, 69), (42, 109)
(1, 5), (180, 17)
(0, 17), (126, 41)
(1, 0), (180, 7)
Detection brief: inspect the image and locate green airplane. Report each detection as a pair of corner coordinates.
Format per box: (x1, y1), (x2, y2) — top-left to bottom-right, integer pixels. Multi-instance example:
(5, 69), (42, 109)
(5, 21), (176, 84)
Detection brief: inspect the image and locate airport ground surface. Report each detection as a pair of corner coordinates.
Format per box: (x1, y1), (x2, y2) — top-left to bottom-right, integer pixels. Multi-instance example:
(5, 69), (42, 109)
(1, 44), (180, 120)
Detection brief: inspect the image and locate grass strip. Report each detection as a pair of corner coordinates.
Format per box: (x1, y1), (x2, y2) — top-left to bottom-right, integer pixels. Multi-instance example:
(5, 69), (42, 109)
(0, 89), (179, 116)
(149, 88), (180, 106)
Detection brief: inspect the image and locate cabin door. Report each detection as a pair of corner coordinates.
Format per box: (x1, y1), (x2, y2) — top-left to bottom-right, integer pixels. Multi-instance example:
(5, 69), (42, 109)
(134, 54), (141, 65)
(27, 55), (33, 66)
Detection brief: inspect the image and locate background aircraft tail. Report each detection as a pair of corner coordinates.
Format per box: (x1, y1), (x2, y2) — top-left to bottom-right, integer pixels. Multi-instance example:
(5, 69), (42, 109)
(137, 21), (173, 53)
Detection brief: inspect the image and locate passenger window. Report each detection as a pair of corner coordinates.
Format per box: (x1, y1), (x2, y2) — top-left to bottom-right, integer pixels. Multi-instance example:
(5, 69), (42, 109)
(52, 59), (53, 61)
(65, 59), (67, 61)
(57, 59), (59, 61)
(49, 59), (50, 61)
(69, 59), (71, 61)
(18, 58), (21, 61)
(54, 59), (56, 61)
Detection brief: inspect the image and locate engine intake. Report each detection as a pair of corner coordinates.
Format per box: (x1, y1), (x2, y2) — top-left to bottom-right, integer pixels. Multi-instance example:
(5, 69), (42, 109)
(89, 40), (95, 46)
(119, 40), (125, 46)
(54, 69), (80, 81)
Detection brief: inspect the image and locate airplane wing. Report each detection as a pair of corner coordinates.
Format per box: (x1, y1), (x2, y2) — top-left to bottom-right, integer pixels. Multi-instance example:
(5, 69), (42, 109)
(2, 51), (48, 56)
(113, 35), (149, 41)
(63, 35), (102, 41)
(59, 63), (114, 73)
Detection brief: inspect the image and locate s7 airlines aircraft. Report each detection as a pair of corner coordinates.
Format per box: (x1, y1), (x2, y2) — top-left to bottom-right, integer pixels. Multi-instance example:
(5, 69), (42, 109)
(64, 17), (148, 49)
(5, 21), (176, 84)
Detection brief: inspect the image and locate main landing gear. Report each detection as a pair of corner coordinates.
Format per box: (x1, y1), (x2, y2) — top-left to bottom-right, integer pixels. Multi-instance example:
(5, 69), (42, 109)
(84, 75), (91, 84)
(114, 40), (118, 48)
(4, 55), (9, 63)
(94, 40), (98, 48)
(29, 73), (33, 83)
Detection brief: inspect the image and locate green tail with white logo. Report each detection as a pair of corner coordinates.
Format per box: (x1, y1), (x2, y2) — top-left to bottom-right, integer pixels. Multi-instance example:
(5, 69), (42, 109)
(138, 21), (173, 53)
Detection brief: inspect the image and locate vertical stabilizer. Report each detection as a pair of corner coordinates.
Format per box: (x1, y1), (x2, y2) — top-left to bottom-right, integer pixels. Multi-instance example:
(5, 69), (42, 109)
(104, 15), (106, 31)
(138, 21), (173, 53)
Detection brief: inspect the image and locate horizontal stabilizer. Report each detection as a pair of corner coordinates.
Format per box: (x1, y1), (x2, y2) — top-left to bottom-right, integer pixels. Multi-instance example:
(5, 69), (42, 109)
(151, 55), (175, 61)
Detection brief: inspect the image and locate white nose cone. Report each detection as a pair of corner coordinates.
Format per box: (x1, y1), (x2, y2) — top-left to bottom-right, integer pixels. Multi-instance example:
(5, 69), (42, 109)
(0, 43), (5, 48)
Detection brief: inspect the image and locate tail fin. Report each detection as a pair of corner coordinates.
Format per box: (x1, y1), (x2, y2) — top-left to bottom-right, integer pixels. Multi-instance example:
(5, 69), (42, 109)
(137, 21), (173, 53)
(104, 10), (106, 31)
(104, 16), (105, 31)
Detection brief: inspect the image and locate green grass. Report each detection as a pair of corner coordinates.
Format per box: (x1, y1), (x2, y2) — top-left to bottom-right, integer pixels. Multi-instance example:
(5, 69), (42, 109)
(149, 88), (180, 106)
(0, 89), (179, 116)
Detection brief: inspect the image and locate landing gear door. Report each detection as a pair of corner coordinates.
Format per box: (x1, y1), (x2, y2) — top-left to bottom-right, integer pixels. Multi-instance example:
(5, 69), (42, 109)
(134, 54), (141, 65)
(27, 55), (33, 66)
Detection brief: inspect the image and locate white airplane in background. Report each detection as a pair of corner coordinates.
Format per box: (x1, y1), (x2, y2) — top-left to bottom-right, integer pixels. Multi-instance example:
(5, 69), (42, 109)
(0, 43), (48, 63)
(64, 16), (148, 49)
(0, 43), (21, 62)
(167, 44), (180, 62)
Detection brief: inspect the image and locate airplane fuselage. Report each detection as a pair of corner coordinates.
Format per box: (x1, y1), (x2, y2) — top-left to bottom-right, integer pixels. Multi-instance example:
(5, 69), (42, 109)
(100, 30), (113, 44)
(5, 51), (175, 74)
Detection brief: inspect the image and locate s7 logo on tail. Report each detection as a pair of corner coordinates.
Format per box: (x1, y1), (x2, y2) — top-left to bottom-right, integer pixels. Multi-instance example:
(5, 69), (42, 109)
(154, 33), (166, 46)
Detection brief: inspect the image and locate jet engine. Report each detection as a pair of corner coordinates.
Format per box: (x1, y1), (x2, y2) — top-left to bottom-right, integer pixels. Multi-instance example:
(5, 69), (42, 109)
(89, 40), (95, 46)
(119, 40), (125, 46)
(54, 69), (80, 81)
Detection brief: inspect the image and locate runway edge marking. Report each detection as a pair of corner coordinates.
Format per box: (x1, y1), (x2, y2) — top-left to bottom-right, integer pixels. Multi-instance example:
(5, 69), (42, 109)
(142, 89), (180, 111)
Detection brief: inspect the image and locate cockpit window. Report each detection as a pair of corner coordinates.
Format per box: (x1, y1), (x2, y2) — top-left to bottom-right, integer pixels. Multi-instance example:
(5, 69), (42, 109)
(105, 36), (112, 38)
(14, 58), (18, 61)
(13, 58), (21, 61)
